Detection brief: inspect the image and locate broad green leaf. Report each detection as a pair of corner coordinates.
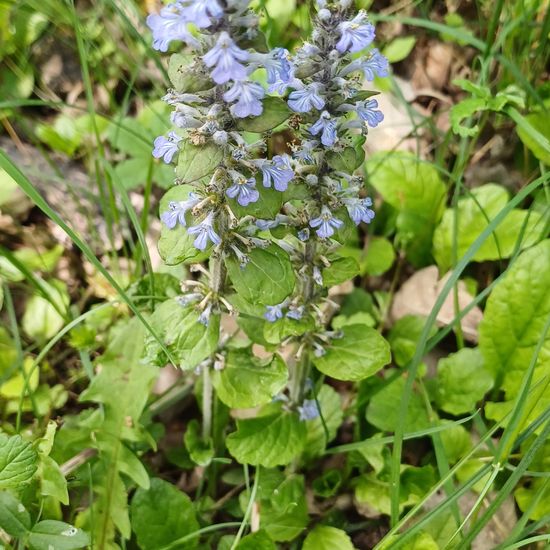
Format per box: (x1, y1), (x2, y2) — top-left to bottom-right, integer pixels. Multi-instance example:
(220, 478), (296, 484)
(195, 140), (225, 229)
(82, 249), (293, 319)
(22, 280), (69, 341)
(1, 356), (39, 399)
(302, 525), (355, 550)
(517, 110), (550, 165)
(236, 530), (276, 549)
(254, 472), (308, 542)
(107, 116), (152, 156)
(158, 185), (207, 265)
(479, 239), (550, 398)
(144, 299), (219, 370)
(79, 319), (157, 547)
(388, 315), (436, 368)
(168, 53), (212, 93)
(383, 36), (416, 62)
(0, 491), (31, 538)
(515, 478), (550, 521)
(450, 97), (488, 137)
(131, 478), (199, 550)
(230, 180), (283, 219)
(355, 465), (435, 517)
(184, 419), (214, 467)
(28, 521), (89, 550)
(39, 455), (68, 505)
(435, 348), (493, 415)
(0, 434), (38, 489)
(322, 256), (360, 287)
(226, 244), (295, 306)
(439, 421), (472, 464)
(211, 348), (287, 408)
(263, 314), (315, 344)
(366, 153), (446, 266)
(227, 405), (306, 467)
(364, 236), (395, 276)
(303, 385), (343, 459)
(433, 184), (545, 271)
(326, 147), (360, 172)
(366, 372), (430, 432)
(176, 141), (223, 184)
(236, 97), (291, 132)
(313, 324), (391, 381)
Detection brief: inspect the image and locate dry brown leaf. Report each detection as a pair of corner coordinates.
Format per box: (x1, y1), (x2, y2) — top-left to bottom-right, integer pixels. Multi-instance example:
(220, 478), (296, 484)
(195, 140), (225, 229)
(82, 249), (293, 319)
(390, 266), (483, 342)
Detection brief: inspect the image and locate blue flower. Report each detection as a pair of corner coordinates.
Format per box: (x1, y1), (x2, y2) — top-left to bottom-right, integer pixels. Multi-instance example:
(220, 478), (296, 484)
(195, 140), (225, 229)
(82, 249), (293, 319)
(152, 131), (182, 163)
(203, 32), (249, 84)
(298, 399), (320, 421)
(286, 306), (304, 320)
(293, 140), (318, 163)
(344, 197), (375, 225)
(261, 155), (294, 192)
(309, 111), (338, 147)
(198, 303), (213, 326)
(180, 0), (222, 28)
(262, 48), (293, 85)
(336, 12), (375, 53)
(226, 173), (260, 206)
(288, 83), (325, 113)
(223, 80), (265, 118)
(361, 49), (389, 80)
(146, 3), (199, 52)
(264, 303), (284, 322)
(187, 212), (222, 250)
(160, 192), (200, 229)
(356, 99), (384, 127)
(309, 205), (343, 238)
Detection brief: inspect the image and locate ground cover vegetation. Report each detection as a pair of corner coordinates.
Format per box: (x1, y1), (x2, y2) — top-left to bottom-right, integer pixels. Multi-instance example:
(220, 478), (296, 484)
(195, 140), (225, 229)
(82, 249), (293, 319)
(0, 0), (549, 548)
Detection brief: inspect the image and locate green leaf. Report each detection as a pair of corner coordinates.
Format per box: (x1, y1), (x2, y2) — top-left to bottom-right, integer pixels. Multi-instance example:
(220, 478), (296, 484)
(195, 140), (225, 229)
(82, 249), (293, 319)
(0, 434), (38, 489)
(515, 478), (550, 521)
(303, 385), (343, 459)
(355, 465), (435, 516)
(388, 315), (436, 368)
(236, 97), (291, 133)
(433, 184), (545, 271)
(322, 256), (360, 287)
(226, 405), (306, 467)
(22, 280), (69, 341)
(230, 180), (283, 219)
(39, 455), (68, 505)
(516, 110), (550, 165)
(107, 116), (152, 156)
(366, 372), (430, 432)
(236, 530), (276, 549)
(184, 419), (214, 467)
(302, 525), (355, 550)
(211, 348), (288, 408)
(226, 244), (295, 306)
(313, 324), (391, 382)
(176, 141), (223, 184)
(366, 153), (446, 266)
(263, 314), (315, 344)
(450, 97), (488, 137)
(28, 521), (89, 550)
(254, 472), (308, 542)
(131, 478), (199, 550)
(364, 236), (396, 276)
(479, 239), (550, 398)
(168, 53), (212, 93)
(158, 185), (207, 265)
(382, 36), (416, 62)
(435, 348), (493, 415)
(439, 422), (472, 464)
(326, 147), (360, 172)
(0, 491), (31, 538)
(144, 299), (219, 370)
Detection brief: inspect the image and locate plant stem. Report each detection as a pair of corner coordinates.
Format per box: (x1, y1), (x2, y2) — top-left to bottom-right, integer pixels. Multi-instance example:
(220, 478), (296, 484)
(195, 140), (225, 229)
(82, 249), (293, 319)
(290, 239), (317, 404)
(202, 366), (213, 440)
